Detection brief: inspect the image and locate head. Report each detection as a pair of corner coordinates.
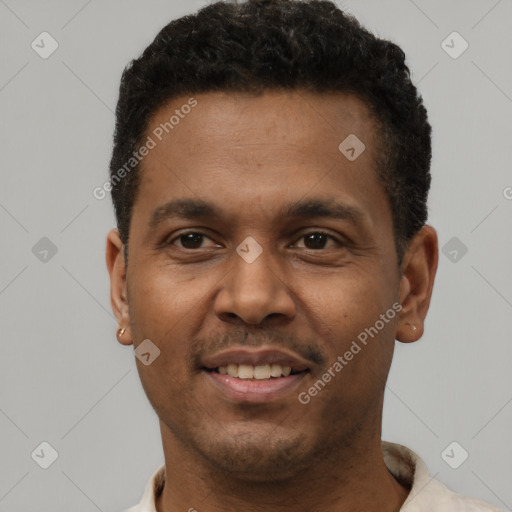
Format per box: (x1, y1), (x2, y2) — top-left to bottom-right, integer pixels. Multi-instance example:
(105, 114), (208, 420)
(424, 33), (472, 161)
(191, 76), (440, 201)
(110, 0), (432, 267)
(106, 0), (438, 481)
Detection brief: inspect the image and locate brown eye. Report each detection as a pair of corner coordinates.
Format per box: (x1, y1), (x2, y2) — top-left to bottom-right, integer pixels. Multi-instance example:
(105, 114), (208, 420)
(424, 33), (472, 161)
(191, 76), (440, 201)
(295, 232), (340, 250)
(170, 232), (218, 249)
(304, 233), (328, 249)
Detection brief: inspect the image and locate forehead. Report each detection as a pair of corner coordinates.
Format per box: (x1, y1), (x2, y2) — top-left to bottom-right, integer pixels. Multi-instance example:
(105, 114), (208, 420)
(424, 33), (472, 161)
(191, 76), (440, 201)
(131, 90), (390, 236)
(145, 90), (378, 161)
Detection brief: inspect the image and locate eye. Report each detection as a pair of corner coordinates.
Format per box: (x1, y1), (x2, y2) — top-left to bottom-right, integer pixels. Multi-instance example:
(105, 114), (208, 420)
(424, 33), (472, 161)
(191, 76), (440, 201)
(169, 231), (219, 249)
(293, 231), (341, 250)
(167, 230), (342, 251)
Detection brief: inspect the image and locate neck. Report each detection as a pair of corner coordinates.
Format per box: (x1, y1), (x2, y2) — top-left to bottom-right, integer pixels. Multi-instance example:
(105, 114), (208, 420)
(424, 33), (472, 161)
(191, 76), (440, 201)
(155, 421), (410, 512)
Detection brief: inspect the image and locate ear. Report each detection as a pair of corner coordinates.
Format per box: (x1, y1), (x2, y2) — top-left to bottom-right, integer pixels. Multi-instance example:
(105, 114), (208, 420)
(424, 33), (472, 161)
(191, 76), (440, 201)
(396, 225), (439, 343)
(106, 229), (133, 346)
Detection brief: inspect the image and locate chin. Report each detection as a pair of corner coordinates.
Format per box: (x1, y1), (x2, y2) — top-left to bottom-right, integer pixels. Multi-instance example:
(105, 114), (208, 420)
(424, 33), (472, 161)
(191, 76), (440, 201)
(177, 420), (318, 481)
(205, 438), (313, 481)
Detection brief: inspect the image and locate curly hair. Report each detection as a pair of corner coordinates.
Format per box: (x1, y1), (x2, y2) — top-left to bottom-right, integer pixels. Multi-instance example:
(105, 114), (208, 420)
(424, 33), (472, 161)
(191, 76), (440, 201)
(109, 0), (432, 266)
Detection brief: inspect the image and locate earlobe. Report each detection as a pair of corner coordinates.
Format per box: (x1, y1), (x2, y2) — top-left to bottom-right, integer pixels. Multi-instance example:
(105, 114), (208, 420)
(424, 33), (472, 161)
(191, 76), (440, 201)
(395, 225), (439, 344)
(106, 229), (133, 346)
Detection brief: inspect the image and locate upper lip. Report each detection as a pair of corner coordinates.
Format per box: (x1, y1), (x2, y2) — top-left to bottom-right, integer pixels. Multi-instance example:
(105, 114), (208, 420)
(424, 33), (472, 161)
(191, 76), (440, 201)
(201, 347), (312, 372)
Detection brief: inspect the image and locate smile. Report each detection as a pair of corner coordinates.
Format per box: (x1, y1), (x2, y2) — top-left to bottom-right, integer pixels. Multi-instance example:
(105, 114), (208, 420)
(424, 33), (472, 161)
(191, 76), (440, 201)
(201, 348), (311, 403)
(216, 363), (293, 379)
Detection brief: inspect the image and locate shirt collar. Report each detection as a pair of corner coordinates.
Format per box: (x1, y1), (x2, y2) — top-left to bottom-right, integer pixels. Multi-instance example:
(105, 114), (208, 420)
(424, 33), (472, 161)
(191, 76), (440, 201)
(127, 440), (499, 512)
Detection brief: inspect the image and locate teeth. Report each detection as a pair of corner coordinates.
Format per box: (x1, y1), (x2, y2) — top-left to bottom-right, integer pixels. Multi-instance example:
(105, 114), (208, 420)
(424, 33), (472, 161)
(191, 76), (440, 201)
(270, 363), (282, 378)
(238, 364), (254, 379)
(216, 363), (294, 379)
(227, 363), (238, 377)
(254, 364), (271, 379)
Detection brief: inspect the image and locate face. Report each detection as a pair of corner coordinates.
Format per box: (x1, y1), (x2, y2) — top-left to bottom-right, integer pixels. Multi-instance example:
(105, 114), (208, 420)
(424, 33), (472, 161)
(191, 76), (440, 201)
(107, 90), (437, 480)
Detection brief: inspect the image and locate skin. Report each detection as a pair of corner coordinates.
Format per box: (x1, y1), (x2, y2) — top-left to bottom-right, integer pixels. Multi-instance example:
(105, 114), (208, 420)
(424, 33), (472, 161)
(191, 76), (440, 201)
(106, 90), (438, 512)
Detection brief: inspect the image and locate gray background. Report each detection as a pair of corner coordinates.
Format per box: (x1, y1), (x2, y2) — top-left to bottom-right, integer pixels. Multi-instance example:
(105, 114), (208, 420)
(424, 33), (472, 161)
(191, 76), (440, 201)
(1, 0), (511, 510)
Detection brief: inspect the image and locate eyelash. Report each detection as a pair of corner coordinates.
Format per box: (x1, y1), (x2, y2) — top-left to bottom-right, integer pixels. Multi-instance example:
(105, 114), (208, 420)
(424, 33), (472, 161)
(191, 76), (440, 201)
(167, 230), (344, 250)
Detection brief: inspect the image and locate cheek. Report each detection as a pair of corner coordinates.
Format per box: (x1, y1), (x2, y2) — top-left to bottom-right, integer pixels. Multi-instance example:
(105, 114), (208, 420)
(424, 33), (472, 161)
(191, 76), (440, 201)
(129, 266), (200, 330)
(127, 271), (198, 390)
(305, 272), (397, 381)
(304, 270), (391, 331)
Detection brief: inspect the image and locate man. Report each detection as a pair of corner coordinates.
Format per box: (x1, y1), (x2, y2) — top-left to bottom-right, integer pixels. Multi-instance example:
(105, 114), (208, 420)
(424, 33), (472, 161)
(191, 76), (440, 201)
(106, 1), (502, 511)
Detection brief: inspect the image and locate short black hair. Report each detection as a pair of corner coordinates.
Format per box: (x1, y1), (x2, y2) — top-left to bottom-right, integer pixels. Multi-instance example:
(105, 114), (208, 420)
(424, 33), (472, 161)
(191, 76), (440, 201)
(109, 0), (432, 266)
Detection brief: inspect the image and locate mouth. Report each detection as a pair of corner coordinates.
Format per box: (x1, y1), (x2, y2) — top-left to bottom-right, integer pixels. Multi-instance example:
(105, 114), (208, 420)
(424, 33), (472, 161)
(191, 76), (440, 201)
(200, 348), (311, 403)
(211, 363), (301, 379)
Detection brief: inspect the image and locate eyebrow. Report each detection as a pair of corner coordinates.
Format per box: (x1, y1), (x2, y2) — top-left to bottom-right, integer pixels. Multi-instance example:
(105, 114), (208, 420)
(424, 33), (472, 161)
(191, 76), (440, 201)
(149, 197), (366, 229)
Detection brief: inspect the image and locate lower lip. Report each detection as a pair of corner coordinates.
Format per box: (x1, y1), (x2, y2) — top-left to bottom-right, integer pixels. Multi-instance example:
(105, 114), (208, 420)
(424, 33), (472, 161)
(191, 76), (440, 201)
(204, 370), (307, 404)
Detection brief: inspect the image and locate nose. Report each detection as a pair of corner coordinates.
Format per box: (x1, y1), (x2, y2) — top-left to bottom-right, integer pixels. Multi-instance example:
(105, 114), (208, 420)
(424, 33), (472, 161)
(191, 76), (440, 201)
(213, 243), (296, 327)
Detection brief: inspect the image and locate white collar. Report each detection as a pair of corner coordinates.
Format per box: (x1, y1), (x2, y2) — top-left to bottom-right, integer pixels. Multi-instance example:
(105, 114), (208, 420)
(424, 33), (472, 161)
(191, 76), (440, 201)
(126, 441), (502, 512)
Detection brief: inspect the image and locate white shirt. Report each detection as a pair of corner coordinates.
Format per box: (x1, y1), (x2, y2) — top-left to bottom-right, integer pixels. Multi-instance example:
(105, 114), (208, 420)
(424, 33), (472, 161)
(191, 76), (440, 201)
(123, 441), (503, 512)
